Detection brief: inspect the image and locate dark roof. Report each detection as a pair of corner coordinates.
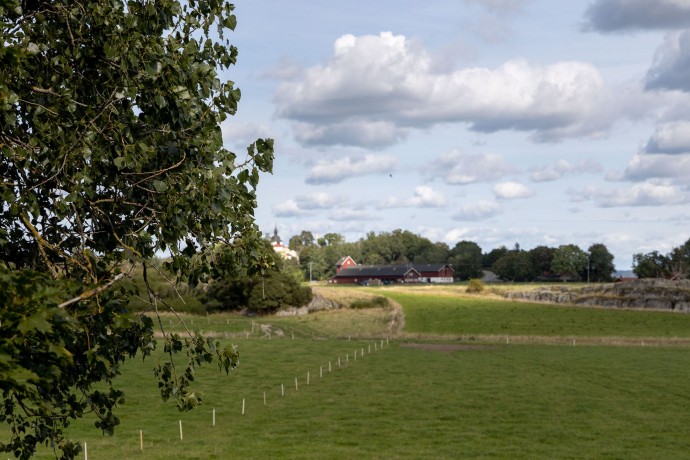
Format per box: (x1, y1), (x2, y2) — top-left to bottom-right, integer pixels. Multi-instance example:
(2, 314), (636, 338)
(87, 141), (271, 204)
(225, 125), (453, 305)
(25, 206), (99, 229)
(413, 263), (454, 273)
(333, 265), (420, 278)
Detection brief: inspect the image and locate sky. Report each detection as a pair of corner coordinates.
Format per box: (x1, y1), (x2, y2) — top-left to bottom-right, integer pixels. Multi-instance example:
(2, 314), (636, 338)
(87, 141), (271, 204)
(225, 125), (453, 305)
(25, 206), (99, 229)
(219, 0), (690, 270)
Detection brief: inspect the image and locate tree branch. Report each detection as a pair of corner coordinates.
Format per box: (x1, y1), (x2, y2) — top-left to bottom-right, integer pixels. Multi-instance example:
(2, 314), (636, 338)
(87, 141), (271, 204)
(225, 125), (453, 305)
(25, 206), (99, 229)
(58, 273), (126, 308)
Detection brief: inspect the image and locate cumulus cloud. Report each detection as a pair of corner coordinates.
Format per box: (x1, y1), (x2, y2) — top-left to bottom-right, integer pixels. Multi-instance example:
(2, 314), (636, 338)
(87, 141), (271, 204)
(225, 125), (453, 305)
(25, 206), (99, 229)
(305, 154), (397, 184)
(329, 209), (378, 221)
(273, 193), (347, 216)
(530, 159), (603, 182)
(622, 152), (690, 181)
(427, 151), (517, 185)
(646, 31), (690, 92)
(378, 186), (447, 209)
(295, 192), (347, 210)
(569, 182), (689, 207)
(645, 120), (690, 154)
(275, 32), (620, 148)
(452, 200), (502, 221)
(273, 200), (305, 217)
(583, 0), (690, 32)
(493, 181), (533, 199)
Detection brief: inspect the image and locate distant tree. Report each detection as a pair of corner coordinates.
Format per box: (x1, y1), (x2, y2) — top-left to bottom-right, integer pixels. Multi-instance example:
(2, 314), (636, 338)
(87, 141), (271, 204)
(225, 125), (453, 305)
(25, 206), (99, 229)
(483, 246), (509, 269)
(633, 251), (671, 279)
(298, 244), (328, 281)
(413, 241), (450, 264)
(669, 238), (690, 279)
(448, 241), (483, 280)
(529, 246), (555, 278)
(586, 243), (615, 282)
(288, 230), (315, 254)
(492, 250), (534, 281)
(551, 245), (588, 281)
(317, 232), (345, 247)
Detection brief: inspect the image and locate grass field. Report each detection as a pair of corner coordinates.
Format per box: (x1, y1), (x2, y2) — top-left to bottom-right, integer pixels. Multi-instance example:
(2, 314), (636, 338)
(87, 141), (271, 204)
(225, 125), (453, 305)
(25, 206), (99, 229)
(14, 285), (690, 459)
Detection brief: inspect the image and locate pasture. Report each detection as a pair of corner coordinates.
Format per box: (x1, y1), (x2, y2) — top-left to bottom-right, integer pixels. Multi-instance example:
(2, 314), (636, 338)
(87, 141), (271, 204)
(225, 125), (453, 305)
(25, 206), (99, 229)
(20, 285), (690, 459)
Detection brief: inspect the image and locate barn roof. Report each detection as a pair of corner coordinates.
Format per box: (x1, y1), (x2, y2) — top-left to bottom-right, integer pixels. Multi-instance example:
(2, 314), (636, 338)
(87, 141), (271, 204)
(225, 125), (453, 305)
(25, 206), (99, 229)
(414, 263), (454, 273)
(334, 265), (420, 278)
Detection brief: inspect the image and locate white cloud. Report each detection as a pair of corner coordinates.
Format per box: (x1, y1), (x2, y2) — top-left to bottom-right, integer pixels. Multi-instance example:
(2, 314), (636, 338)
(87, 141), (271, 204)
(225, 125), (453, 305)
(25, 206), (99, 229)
(646, 31), (690, 92)
(272, 193), (347, 216)
(295, 192), (347, 210)
(645, 120), (690, 153)
(273, 200), (305, 217)
(378, 186), (447, 209)
(305, 154), (397, 184)
(583, 0), (690, 32)
(493, 181), (533, 199)
(622, 152), (690, 181)
(530, 159), (603, 182)
(427, 151), (517, 185)
(569, 182), (689, 207)
(275, 32), (622, 147)
(329, 209), (378, 221)
(452, 200), (502, 220)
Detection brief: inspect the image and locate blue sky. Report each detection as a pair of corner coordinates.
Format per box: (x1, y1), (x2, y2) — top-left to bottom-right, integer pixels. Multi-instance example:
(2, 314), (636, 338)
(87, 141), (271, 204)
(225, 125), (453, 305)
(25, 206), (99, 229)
(220, 0), (690, 270)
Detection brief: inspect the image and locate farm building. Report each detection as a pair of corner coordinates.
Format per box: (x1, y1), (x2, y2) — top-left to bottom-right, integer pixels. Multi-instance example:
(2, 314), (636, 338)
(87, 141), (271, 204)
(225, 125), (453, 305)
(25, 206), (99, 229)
(331, 257), (454, 284)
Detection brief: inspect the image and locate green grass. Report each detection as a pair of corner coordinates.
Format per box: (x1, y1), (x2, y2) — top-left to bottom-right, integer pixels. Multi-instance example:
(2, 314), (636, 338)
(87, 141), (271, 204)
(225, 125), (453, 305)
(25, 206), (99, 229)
(27, 338), (690, 459)
(385, 291), (690, 339)
(11, 287), (690, 459)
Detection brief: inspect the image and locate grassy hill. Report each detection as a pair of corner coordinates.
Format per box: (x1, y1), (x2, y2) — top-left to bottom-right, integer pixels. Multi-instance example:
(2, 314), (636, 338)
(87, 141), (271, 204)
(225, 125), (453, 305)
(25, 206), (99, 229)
(19, 284), (690, 459)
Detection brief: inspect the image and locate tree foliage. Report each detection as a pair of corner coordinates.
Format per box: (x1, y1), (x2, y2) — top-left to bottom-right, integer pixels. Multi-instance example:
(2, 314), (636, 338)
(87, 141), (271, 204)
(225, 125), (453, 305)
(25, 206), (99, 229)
(551, 244), (588, 281)
(203, 270), (312, 313)
(448, 240), (483, 280)
(586, 243), (615, 282)
(1, 0), (273, 457)
(491, 250), (534, 282)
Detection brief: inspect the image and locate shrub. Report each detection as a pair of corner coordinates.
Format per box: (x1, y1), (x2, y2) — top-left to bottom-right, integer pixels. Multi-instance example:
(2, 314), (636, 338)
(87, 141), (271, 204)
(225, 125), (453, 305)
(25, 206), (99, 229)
(466, 279), (485, 293)
(248, 271), (313, 312)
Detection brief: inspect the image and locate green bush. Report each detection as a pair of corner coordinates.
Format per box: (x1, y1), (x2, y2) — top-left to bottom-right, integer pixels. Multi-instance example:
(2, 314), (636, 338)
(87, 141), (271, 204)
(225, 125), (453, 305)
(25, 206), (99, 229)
(203, 271), (313, 313)
(350, 296), (390, 309)
(466, 279), (485, 293)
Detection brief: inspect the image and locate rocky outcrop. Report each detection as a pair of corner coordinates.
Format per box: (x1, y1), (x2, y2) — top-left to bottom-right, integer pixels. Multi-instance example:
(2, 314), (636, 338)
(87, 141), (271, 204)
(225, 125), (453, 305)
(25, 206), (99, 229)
(274, 294), (342, 316)
(505, 279), (690, 311)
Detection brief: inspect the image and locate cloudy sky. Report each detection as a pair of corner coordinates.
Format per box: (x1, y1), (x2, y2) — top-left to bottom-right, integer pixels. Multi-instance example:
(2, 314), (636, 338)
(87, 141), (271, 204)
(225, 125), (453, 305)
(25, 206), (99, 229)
(221, 0), (690, 270)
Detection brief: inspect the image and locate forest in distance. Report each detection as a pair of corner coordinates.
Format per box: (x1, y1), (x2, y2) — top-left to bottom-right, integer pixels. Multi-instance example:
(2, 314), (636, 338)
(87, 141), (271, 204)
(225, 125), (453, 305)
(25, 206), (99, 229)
(278, 229), (690, 283)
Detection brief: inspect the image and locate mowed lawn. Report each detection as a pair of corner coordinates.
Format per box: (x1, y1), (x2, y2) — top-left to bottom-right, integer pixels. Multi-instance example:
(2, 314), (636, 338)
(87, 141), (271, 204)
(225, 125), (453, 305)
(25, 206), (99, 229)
(19, 289), (690, 459)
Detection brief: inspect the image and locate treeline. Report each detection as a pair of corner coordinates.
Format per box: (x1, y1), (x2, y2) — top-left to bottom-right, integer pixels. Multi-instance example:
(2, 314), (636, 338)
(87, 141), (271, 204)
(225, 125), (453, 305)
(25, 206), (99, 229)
(283, 229), (619, 282)
(632, 239), (690, 279)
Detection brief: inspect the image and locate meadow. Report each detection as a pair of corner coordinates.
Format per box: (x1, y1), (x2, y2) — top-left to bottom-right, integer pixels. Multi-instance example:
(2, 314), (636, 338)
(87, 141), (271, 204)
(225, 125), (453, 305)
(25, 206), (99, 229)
(21, 285), (690, 459)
